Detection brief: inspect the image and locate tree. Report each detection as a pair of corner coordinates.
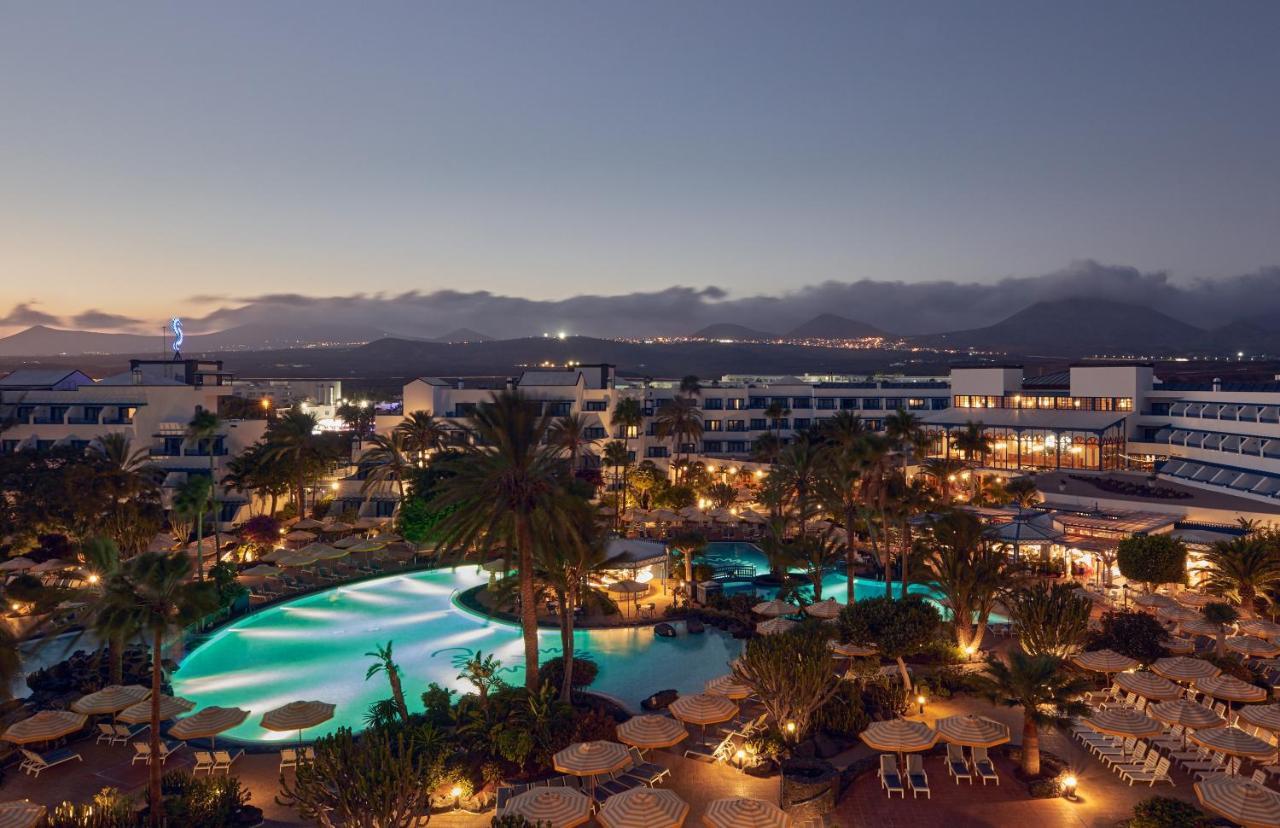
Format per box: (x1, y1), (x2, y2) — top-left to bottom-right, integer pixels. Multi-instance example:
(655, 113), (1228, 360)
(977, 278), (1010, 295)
(837, 595), (941, 690)
(1197, 536), (1280, 616)
(814, 439), (865, 605)
(764, 400), (790, 438)
(336, 399), (377, 447)
(173, 475), (213, 581)
(668, 529), (707, 586)
(359, 431), (413, 503)
(973, 651), (1090, 775)
(396, 410), (449, 466)
(770, 435), (821, 536)
(96, 552), (217, 827)
(705, 481), (736, 509)
(731, 626), (840, 743)
(751, 433), (783, 464)
(1004, 582), (1091, 658)
(678, 375), (701, 397)
(952, 421), (993, 468)
(601, 440), (631, 518)
(919, 457), (965, 503)
(1117, 535), (1188, 592)
(187, 409), (223, 555)
(1085, 610), (1170, 663)
(262, 410), (344, 518)
(365, 640), (409, 721)
(654, 397), (703, 474)
(223, 441), (291, 517)
(1202, 602), (1239, 659)
(81, 536), (129, 683)
(548, 414), (595, 471)
(458, 650), (505, 704)
(921, 511), (1010, 654)
(893, 476), (934, 599)
(612, 397), (644, 512)
(432, 391), (578, 691)
(1005, 477), (1040, 508)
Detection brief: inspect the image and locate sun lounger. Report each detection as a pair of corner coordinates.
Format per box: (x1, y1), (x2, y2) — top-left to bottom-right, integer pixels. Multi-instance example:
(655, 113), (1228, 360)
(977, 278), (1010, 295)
(193, 751), (216, 774)
(879, 754), (905, 798)
(1126, 756), (1174, 786)
(946, 743), (972, 783)
(132, 741), (182, 765)
(20, 747), (82, 777)
(1112, 750), (1157, 777)
(112, 723), (147, 745)
(625, 747), (670, 785)
(906, 754), (930, 798)
(280, 748), (298, 771)
(1104, 742), (1147, 769)
(971, 746), (999, 785)
(212, 749), (243, 774)
(96, 723), (116, 744)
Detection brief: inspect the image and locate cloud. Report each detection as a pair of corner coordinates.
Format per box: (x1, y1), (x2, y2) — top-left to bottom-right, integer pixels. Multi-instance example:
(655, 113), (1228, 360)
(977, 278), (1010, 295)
(0, 302), (61, 327)
(70, 309), (142, 330)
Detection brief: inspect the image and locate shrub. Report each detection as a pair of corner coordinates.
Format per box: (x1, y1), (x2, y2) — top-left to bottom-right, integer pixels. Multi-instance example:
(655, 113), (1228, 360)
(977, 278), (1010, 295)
(240, 514), (281, 547)
(1085, 610), (1169, 663)
(537, 656), (598, 691)
(1117, 535), (1187, 590)
(48, 788), (134, 828)
(164, 774), (250, 827)
(1129, 795), (1210, 827)
(813, 681), (869, 739)
(571, 708), (618, 743)
(421, 682), (455, 727)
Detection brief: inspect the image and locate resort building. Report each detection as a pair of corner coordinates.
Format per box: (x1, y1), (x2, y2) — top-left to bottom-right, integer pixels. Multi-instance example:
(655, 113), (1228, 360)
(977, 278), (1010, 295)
(230, 377), (344, 420)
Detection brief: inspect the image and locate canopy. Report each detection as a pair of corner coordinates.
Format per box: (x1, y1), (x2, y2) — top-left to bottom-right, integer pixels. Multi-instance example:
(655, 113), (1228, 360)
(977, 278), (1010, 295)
(553, 740), (631, 776)
(0, 558), (34, 573)
(1152, 657), (1221, 683)
(1084, 709), (1163, 739)
(1132, 592), (1175, 608)
(1194, 776), (1280, 828)
(604, 539), (668, 569)
(704, 675), (752, 700)
(3, 711), (87, 744)
(1238, 704), (1280, 733)
(503, 788), (592, 828)
(616, 715), (688, 750)
(1197, 675), (1268, 703)
(701, 797), (792, 828)
(859, 719), (938, 753)
(1180, 619), (1223, 637)
(804, 599), (841, 620)
(1148, 699), (1226, 731)
(599, 787), (688, 828)
(1228, 637), (1280, 658)
(934, 714), (1010, 748)
(262, 547), (294, 563)
(240, 564), (280, 577)
(1240, 620), (1280, 640)
(1157, 605), (1201, 623)
(0, 801), (46, 828)
(752, 599), (797, 617)
(756, 618), (797, 636)
(322, 521), (354, 533)
(347, 539), (387, 554)
(669, 694), (738, 726)
(117, 694), (195, 725)
(651, 509), (681, 522)
(169, 706), (249, 744)
(607, 579), (648, 595)
(332, 535), (363, 549)
(71, 684), (149, 715)
(261, 700), (336, 735)
(1176, 591), (1215, 608)
(1189, 726), (1277, 760)
(1072, 649), (1138, 673)
(1115, 671), (1182, 701)
(283, 530), (316, 542)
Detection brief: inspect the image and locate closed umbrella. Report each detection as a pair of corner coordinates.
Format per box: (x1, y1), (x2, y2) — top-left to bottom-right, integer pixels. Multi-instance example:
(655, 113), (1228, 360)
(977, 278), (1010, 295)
(1195, 776), (1280, 827)
(1115, 671), (1183, 701)
(71, 684), (149, 716)
(859, 719), (938, 754)
(1152, 656), (1220, 683)
(1229, 636), (1280, 658)
(1239, 705), (1280, 734)
(704, 674), (751, 700)
(503, 788), (591, 828)
(0, 801), (46, 828)
(3, 711), (87, 745)
(829, 640), (877, 658)
(1240, 620), (1280, 640)
(553, 740), (631, 776)
(600, 788), (688, 828)
(804, 599), (841, 620)
(169, 706), (249, 748)
(1085, 709), (1164, 739)
(1072, 649), (1138, 674)
(117, 695), (195, 725)
(701, 798), (791, 828)
(261, 700), (336, 743)
(616, 716), (688, 750)
(1190, 726), (1277, 762)
(756, 618), (797, 636)
(935, 715), (1010, 748)
(1197, 675), (1268, 705)
(752, 599), (797, 617)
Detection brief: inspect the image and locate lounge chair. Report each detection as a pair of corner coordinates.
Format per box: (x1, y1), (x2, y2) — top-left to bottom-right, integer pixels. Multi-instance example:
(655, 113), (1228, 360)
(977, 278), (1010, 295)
(906, 754), (930, 799)
(132, 741), (182, 765)
(971, 746), (999, 785)
(112, 723), (147, 745)
(1104, 742), (1147, 770)
(1126, 756), (1174, 786)
(19, 747), (82, 777)
(625, 747), (670, 785)
(879, 754), (905, 798)
(96, 723), (117, 744)
(212, 749), (243, 774)
(1113, 750), (1157, 778)
(946, 743), (972, 783)
(193, 751), (216, 774)
(279, 748), (298, 771)
(302, 746), (315, 763)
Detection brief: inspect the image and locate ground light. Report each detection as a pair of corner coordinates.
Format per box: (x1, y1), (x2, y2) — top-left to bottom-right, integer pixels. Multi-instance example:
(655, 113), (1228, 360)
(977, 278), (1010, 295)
(734, 749), (746, 769)
(1062, 775), (1078, 801)
(916, 694), (927, 716)
(450, 785), (463, 810)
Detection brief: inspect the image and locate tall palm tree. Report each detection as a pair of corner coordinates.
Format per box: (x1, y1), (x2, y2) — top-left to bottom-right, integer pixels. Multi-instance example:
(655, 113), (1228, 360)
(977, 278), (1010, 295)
(364, 640), (409, 721)
(1198, 536), (1280, 616)
(432, 390), (577, 691)
(533, 504), (609, 701)
(793, 528), (844, 602)
(854, 433), (897, 597)
(601, 440), (630, 519)
(678, 375), (701, 398)
(81, 537), (129, 683)
(187, 409), (223, 554)
(96, 551), (217, 826)
(818, 410), (865, 450)
(770, 435), (821, 536)
(919, 456), (965, 503)
(921, 510), (1010, 653)
(814, 440), (865, 604)
(173, 475), (212, 581)
(0, 627), (20, 704)
(262, 410), (323, 517)
(973, 651), (1090, 776)
(952, 421), (993, 469)
(395, 411), (448, 465)
(93, 433), (159, 551)
(751, 433), (783, 464)
(612, 397), (644, 508)
(764, 400), (790, 438)
(548, 414), (596, 471)
(223, 442), (291, 517)
(1005, 477), (1041, 509)
(894, 477), (935, 599)
(359, 431), (413, 503)
(94, 432), (152, 477)
(654, 397), (703, 475)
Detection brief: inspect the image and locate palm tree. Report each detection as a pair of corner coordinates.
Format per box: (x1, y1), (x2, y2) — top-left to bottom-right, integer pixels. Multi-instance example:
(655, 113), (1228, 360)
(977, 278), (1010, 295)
(855, 433), (897, 597)
(764, 400), (790, 438)
(94, 432), (152, 476)
(172, 475), (212, 581)
(669, 529), (708, 586)
(770, 435), (821, 536)
(432, 390), (577, 691)
(952, 421), (993, 469)
(1005, 477), (1041, 509)
(919, 456), (965, 503)
(612, 397), (644, 508)
(533, 504), (609, 700)
(1004, 582), (1091, 658)
(364, 640), (409, 721)
(223, 442), (291, 517)
(81, 537), (129, 683)
(795, 529), (844, 602)
(458, 650), (504, 704)
(1202, 602), (1239, 658)
(395, 410), (448, 465)
(359, 431), (413, 503)
(93, 433), (160, 551)
(262, 410), (323, 516)
(974, 651), (1090, 776)
(678, 375), (701, 398)
(814, 439), (865, 605)
(0, 628), (20, 704)
(894, 477), (935, 599)
(817, 410), (865, 450)
(96, 551), (217, 826)
(1198, 536), (1280, 616)
(922, 511), (1010, 653)
(187, 409), (223, 554)
(654, 397), (703, 475)
(751, 433), (783, 464)
(601, 440), (630, 518)
(548, 414), (595, 471)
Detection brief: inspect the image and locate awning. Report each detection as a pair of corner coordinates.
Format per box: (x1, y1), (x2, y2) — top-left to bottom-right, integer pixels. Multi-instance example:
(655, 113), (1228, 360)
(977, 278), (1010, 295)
(1241, 437), (1263, 454)
(1152, 428), (1173, 442)
(603, 539), (668, 569)
(1230, 473), (1264, 492)
(918, 407), (1128, 432)
(1220, 435), (1242, 451)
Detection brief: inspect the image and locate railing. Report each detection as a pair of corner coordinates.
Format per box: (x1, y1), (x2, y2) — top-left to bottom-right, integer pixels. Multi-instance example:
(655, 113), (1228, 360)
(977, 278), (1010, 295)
(712, 564), (756, 581)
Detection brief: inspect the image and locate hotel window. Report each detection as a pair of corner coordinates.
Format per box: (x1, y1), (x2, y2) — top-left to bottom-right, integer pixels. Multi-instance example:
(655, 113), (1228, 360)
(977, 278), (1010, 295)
(907, 398), (927, 410)
(865, 419), (882, 431)
(726, 398), (744, 410)
(727, 419), (746, 432)
(703, 441), (723, 453)
(546, 401), (572, 417)
(777, 418), (791, 430)
(585, 400), (608, 412)
(750, 418), (768, 430)
(749, 396), (768, 409)
(816, 398), (836, 410)
(653, 397), (673, 408)
(932, 397), (949, 410)
(840, 398), (859, 410)
(584, 427), (606, 440)
(703, 397), (724, 410)
(862, 398), (882, 410)
(624, 425), (639, 439)
(705, 419), (723, 432)
(884, 397), (904, 411)
(726, 441), (747, 453)
(791, 397), (812, 409)
(794, 418), (811, 430)
(771, 397), (789, 408)
(646, 446), (669, 458)
(454, 402), (477, 417)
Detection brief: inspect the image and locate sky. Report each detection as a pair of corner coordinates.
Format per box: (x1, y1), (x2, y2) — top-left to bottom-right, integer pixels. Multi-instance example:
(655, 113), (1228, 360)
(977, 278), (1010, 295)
(2, 1), (1279, 335)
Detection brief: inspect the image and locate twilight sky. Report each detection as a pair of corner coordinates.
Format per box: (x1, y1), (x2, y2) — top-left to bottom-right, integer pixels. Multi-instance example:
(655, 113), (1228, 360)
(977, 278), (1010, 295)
(2, 1), (1279, 334)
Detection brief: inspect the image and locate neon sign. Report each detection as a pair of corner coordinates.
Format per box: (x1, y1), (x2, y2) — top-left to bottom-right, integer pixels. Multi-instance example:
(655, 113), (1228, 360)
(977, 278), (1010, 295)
(170, 317), (184, 359)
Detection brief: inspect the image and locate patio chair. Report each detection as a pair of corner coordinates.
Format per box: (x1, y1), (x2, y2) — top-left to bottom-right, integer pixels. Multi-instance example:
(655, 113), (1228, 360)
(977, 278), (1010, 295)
(302, 746), (315, 763)
(1126, 756), (1174, 786)
(19, 747), (82, 777)
(213, 749), (244, 774)
(906, 754), (930, 799)
(1180, 749), (1224, 775)
(1092, 736), (1136, 761)
(1194, 757), (1239, 781)
(192, 751), (216, 774)
(1104, 741), (1147, 770)
(1153, 726), (1184, 754)
(946, 743), (973, 783)
(625, 746), (670, 785)
(878, 754), (905, 798)
(279, 748), (298, 771)
(131, 743), (152, 765)
(970, 746), (999, 785)
(96, 723), (116, 744)
(1112, 750), (1157, 778)
(112, 723), (147, 745)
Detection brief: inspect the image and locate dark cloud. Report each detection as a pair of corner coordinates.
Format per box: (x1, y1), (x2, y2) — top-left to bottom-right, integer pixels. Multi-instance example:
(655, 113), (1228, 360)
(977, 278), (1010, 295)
(177, 261), (1280, 340)
(0, 302), (61, 327)
(70, 309), (142, 330)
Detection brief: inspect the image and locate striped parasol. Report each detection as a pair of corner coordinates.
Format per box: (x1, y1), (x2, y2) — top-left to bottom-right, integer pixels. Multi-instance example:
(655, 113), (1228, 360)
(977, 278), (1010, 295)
(3, 711), (87, 744)
(277, 549), (320, 567)
(348, 538), (387, 554)
(1194, 776), (1280, 828)
(616, 715), (688, 750)
(859, 719), (938, 753)
(1164, 637), (1196, 654)
(332, 535), (363, 549)
(240, 564), (280, 577)
(553, 740), (631, 776)
(1148, 699), (1226, 731)
(304, 543), (349, 561)
(1229, 636), (1280, 658)
(1072, 649), (1138, 674)
(1115, 671), (1183, 701)
(1180, 619), (1224, 637)
(669, 694), (738, 727)
(756, 618), (797, 636)
(0, 801), (46, 828)
(262, 547), (293, 563)
(117, 694), (195, 725)
(753, 599), (798, 618)
(935, 715), (1010, 748)
(169, 706), (249, 747)
(261, 700), (336, 741)
(1176, 591), (1215, 607)
(322, 521), (354, 533)
(829, 640), (877, 658)
(701, 797), (792, 828)
(1151, 656), (1221, 683)
(1189, 726), (1277, 760)
(1239, 704), (1280, 733)
(503, 788), (592, 828)
(1157, 605), (1202, 623)
(1085, 708), (1164, 739)
(1197, 675), (1268, 704)
(804, 599), (841, 620)
(599, 787), (689, 828)
(283, 530), (316, 543)
(71, 684), (149, 715)
(1240, 620), (1280, 640)
(704, 674), (752, 699)
(1132, 592), (1174, 608)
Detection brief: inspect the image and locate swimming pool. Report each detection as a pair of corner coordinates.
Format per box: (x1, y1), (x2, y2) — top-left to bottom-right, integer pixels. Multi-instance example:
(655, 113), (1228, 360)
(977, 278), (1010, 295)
(702, 541), (939, 604)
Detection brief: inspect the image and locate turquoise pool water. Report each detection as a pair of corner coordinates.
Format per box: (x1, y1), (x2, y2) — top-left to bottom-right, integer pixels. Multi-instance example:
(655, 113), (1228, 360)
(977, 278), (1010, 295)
(703, 541), (938, 604)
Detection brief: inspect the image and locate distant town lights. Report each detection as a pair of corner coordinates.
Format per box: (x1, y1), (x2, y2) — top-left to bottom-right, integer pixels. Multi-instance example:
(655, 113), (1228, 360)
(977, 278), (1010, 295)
(557, 331), (568, 340)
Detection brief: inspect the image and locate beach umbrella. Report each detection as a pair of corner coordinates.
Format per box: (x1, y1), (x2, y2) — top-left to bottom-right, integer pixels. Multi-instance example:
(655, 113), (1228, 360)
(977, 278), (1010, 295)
(669, 694), (738, 736)
(261, 700), (336, 743)
(503, 788), (591, 828)
(332, 535), (362, 549)
(701, 798), (791, 828)
(752, 599), (797, 617)
(0, 558), (34, 573)
(1189, 726), (1277, 761)
(262, 547), (293, 563)
(322, 521), (353, 533)
(29, 559), (68, 574)
(650, 509), (681, 523)
(616, 716), (688, 750)
(376, 532), (402, 543)
(1181, 619), (1224, 637)
(0, 801), (46, 828)
(310, 544), (350, 562)
(1176, 591), (1215, 607)
(804, 599), (841, 620)
(829, 640), (877, 658)
(1197, 675), (1268, 704)
(607, 579), (648, 617)
(553, 740), (631, 776)
(859, 719), (938, 754)
(1132, 592), (1174, 608)
(1157, 605), (1201, 623)
(1084, 708), (1164, 739)
(935, 715), (1011, 748)
(481, 558), (511, 573)
(704, 674), (752, 700)
(348, 539), (387, 554)
(283, 530), (316, 543)
(117, 695), (195, 725)
(1229, 636), (1280, 658)
(240, 564), (280, 577)
(756, 618), (797, 636)
(1165, 637), (1196, 654)
(3, 711), (87, 744)
(277, 549), (319, 567)
(291, 518), (324, 530)
(1071, 649), (1138, 674)
(1115, 671), (1182, 701)
(354, 516), (385, 529)
(1152, 656), (1221, 683)
(1238, 705), (1280, 734)
(600, 788), (689, 828)
(1149, 699), (1227, 731)
(71, 684), (149, 716)
(1240, 620), (1280, 640)
(168, 706), (249, 747)
(1194, 775), (1280, 827)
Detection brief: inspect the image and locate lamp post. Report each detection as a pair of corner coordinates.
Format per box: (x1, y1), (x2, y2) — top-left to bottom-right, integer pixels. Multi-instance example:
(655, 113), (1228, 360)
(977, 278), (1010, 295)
(916, 694), (927, 716)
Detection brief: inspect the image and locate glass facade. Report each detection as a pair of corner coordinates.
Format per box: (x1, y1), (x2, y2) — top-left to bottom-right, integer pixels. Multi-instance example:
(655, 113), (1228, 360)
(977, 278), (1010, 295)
(925, 422), (1127, 471)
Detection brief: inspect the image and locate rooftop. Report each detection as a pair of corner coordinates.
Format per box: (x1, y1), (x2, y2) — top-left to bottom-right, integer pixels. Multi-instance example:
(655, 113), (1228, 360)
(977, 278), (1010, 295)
(919, 407), (1128, 431)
